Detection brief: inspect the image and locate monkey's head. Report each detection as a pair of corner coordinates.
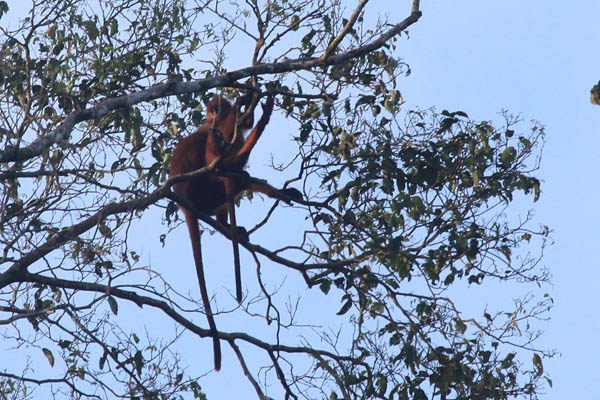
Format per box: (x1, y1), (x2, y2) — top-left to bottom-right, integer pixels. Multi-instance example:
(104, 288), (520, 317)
(205, 94), (253, 145)
(206, 95), (234, 125)
(206, 94), (254, 128)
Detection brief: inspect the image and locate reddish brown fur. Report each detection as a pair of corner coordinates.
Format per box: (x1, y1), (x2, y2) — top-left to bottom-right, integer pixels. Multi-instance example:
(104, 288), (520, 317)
(169, 93), (301, 371)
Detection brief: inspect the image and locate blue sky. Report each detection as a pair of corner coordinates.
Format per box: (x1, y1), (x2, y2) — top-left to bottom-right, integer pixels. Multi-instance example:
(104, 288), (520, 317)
(4, 1), (599, 399)
(397, 2), (600, 398)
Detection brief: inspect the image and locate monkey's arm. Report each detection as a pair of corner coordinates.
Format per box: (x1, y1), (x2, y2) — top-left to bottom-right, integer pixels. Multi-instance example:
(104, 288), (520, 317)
(221, 96), (275, 169)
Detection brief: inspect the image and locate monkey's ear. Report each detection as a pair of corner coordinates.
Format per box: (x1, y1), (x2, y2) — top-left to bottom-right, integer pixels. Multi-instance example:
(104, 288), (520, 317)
(208, 102), (221, 117)
(207, 95), (221, 115)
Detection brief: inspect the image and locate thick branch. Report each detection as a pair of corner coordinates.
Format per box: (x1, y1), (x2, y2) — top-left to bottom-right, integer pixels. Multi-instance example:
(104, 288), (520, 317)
(13, 271), (354, 364)
(0, 160), (221, 286)
(167, 184), (362, 276)
(0, 168), (359, 289)
(0, 10), (421, 164)
(0, 186), (167, 281)
(412, 0), (420, 13)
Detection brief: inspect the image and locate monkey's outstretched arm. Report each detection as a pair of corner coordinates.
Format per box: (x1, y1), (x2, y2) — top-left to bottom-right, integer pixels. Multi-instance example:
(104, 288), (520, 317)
(221, 96), (274, 170)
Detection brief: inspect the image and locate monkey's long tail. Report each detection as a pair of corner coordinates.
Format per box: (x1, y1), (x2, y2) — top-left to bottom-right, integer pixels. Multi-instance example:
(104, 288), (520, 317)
(227, 202), (243, 304)
(185, 213), (222, 371)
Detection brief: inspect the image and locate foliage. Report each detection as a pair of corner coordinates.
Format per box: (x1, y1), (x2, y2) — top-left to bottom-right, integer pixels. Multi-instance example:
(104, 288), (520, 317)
(0, 1), (552, 399)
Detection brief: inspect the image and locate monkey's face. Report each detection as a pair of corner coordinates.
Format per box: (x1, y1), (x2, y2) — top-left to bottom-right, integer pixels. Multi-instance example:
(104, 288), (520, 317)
(206, 95), (233, 124)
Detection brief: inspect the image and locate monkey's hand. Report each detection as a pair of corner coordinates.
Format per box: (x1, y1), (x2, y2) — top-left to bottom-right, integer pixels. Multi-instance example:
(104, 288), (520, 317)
(258, 95), (274, 126)
(222, 221), (249, 241)
(237, 170), (251, 179)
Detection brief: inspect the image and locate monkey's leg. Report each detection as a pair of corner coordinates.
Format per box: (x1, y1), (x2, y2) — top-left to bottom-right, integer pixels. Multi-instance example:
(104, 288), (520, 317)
(244, 178), (302, 204)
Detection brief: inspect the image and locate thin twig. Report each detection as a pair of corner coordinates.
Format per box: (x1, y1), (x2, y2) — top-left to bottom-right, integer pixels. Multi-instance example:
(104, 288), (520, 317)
(321, 0), (369, 61)
(229, 340), (267, 399)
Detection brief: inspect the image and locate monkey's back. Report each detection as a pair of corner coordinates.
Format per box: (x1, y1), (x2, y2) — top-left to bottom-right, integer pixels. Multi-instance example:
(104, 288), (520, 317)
(170, 131), (229, 215)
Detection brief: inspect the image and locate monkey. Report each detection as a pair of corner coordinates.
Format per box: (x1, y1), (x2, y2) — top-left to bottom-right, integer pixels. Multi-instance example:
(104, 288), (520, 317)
(169, 92), (301, 371)
(591, 82), (600, 105)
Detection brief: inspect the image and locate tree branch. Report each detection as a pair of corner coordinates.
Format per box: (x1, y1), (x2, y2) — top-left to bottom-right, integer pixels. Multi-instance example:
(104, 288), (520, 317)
(229, 340), (266, 400)
(320, 0), (369, 61)
(0, 9), (421, 164)
(0, 167), (362, 290)
(13, 271), (356, 364)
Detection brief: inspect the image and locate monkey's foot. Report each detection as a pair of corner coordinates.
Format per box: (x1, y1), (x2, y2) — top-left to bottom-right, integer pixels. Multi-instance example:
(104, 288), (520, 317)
(233, 225), (249, 241)
(280, 188), (302, 204)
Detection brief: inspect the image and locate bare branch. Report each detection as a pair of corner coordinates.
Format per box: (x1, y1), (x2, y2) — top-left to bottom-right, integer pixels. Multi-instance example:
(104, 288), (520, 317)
(412, 0), (420, 13)
(229, 340), (266, 400)
(13, 271), (355, 364)
(0, 166), (362, 290)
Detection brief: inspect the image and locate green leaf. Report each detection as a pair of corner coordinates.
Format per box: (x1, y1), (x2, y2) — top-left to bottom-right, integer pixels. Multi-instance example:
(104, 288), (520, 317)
(511, 318), (522, 335)
(501, 352), (515, 369)
(532, 178), (541, 202)
(291, 15), (300, 30)
(98, 222), (112, 238)
(134, 350), (143, 376)
(376, 375), (388, 396)
(319, 280), (331, 295)
(519, 136), (531, 149)
(533, 353), (543, 376)
(99, 351), (107, 370)
(454, 318), (467, 334)
(175, 372), (183, 384)
(355, 95), (375, 107)
(108, 296), (118, 315)
(47, 24), (56, 39)
(336, 298), (352, 316)
(299, 122), (312, 142)
(371, 105), (381, 116)
(42, 348), (55, 367)
(500, 146), (517, 166)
